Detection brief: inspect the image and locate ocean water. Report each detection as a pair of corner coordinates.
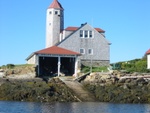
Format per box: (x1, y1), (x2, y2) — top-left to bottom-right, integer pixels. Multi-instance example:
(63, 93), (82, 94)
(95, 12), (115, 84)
(0, 101), (150, 113)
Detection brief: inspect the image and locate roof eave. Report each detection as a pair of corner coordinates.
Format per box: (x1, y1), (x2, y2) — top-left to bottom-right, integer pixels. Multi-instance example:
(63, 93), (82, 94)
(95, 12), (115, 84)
(26, 52), (36, 61)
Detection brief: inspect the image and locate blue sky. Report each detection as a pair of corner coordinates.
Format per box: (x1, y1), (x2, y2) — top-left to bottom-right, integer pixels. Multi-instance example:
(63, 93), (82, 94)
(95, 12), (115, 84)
(0, 0), (150, 66)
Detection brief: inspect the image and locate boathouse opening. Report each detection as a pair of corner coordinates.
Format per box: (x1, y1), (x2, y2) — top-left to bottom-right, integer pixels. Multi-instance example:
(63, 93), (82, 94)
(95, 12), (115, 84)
(38, 56), (75, 77)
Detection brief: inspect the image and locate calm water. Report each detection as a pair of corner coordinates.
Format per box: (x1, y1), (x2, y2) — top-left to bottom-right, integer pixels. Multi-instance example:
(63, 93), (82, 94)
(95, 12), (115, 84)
(0, 101), (150, 113)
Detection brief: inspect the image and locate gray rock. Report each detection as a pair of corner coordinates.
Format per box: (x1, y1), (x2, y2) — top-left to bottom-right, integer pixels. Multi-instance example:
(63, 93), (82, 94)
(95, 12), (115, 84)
(118, 78), (126, 83)
(0, 72), (5, 78)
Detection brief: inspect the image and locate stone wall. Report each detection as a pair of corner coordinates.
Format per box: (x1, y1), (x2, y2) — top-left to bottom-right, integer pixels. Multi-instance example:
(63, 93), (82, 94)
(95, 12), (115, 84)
(80, 60), (110, 67)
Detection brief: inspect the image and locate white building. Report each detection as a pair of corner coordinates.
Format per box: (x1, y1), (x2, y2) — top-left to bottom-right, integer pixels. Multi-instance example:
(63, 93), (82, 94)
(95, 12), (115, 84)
(146, 49), (150, 69)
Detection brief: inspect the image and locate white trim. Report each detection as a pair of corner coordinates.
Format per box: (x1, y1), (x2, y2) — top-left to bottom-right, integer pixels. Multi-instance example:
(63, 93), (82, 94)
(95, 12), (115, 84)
(74, 56), (78, 77)
(58, 57), (61, 76)
(36, 55), (40, 76)
(38, 54), (77, 58)
(63, 30), (65, 40)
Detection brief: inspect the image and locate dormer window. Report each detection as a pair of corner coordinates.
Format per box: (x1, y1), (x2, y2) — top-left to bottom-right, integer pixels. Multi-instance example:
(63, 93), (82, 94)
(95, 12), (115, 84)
(89, 31), (93, 38)
(84, 30), (88, 38)
(80, 30), (83, 37)
(80, 30), (93, 38)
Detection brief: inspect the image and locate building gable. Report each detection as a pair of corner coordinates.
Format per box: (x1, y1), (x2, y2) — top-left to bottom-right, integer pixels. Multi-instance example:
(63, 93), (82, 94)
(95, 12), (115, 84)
(57, 23), (110, 61)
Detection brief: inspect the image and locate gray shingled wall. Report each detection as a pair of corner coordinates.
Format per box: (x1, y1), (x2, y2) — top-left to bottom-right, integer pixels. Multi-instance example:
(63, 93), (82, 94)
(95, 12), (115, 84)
(58, 24), (110, 67)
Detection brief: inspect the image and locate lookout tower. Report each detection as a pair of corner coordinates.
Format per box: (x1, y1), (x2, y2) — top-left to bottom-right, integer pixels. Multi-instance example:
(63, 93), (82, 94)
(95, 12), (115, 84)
(46, 0), (64, 48)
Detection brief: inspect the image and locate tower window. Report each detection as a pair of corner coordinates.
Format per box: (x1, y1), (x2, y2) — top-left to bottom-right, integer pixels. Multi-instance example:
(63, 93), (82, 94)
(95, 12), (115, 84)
(80, 48), (85, 54)
(49, 11), (52, 14)
(55, 11), (58, 15)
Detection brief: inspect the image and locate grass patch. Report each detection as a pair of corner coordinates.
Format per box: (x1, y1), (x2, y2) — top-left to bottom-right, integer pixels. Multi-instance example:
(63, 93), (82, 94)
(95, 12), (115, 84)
(15, 64), (34, 67)
(92, 66), (108, 72)
(81, 65), (108, 73)
(0, 64), (34, 69)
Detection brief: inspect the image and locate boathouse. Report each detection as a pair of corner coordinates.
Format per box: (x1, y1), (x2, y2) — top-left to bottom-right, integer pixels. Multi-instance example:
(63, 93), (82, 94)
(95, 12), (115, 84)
(26, 46), (80, 77)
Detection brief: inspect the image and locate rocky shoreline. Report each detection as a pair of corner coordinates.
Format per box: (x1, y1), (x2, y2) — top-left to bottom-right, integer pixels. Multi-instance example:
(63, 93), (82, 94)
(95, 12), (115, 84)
(0, 69), (150, 103)
(0, 77), (79, 102)
(82, 71), (150, 103)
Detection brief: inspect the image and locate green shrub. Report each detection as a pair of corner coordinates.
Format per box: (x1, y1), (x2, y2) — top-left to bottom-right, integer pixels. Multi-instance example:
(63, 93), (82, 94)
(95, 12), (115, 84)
(6, 64), (15, 69)
(112, 58), (149, 73)
(135, 60), (147, 72)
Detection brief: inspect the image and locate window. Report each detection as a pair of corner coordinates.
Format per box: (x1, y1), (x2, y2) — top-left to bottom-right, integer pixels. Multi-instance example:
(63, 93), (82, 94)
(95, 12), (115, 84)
(49, 11), (52, 14)
(88, 49), (93, 55)
(89, 31), (93, 38)
(84, 30), (88, 38)
(80, 30), (83, 37)
(80, 30), (93, 38)
(55, 11), (58, 15)
(80, 48), (85, 54)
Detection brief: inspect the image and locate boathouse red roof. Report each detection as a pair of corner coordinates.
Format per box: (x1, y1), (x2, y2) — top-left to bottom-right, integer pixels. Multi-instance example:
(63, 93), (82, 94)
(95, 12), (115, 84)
(65, 27), (105, 33)
(49, 0), (63, 9)
(35, 46), (80, 55)
(146, 49), (150, 55)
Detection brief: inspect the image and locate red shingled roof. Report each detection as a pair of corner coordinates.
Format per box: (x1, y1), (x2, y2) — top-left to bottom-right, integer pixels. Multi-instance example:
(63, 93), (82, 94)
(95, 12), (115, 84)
(49, 0), (63, 9)
(65, 26), (105, 33)
(95, 28), (105, 33)
(35, 46), (80, 55)
(146, 49), (150, 55)
(65, 27), (78, 31)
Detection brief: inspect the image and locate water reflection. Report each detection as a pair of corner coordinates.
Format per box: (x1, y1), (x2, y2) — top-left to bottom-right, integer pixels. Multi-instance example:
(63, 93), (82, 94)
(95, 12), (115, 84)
(145, 104), (150, 113)
(107, 103), (148, 113)
(0, 101), (150, 113)
(39, 102), (150, 113)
